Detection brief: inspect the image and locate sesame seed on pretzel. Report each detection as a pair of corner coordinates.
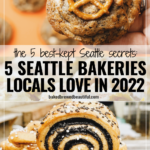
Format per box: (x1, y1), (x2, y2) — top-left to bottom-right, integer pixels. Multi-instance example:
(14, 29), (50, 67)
(68, 0), (113, 20)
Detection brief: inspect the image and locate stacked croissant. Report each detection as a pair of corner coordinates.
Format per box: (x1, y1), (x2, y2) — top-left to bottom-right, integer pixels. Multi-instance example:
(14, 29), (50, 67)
(0, 101), (127, 150)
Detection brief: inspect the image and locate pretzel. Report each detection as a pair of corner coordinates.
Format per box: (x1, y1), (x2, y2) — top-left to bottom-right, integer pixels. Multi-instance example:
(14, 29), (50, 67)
(68, 0), (113, 20)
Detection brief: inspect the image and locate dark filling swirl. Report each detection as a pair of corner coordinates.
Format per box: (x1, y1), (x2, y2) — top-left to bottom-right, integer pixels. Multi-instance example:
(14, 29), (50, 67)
(65, 139), (93, 150)
(53, 127), (101, 150)
(45, 118), (113, 150)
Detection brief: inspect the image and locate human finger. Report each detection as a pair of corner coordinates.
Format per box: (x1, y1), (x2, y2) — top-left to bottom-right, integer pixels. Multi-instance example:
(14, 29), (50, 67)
(146, 0), (150, 9)
(129, 14), (143, 32)
(129, 0), (150, 32)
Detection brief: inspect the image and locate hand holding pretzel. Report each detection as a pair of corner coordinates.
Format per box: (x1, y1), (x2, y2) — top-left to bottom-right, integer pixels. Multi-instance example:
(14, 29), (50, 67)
(110, 0), (150, 46)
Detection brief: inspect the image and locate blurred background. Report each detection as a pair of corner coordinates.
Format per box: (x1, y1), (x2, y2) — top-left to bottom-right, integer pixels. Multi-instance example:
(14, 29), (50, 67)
(0, 0), (80, 46)
(0, 101), (149, 150)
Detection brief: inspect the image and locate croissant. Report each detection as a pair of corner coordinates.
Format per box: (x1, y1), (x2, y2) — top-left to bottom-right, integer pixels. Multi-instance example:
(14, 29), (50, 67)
(37, 101), (127, 150)
(0, 121), (41, 150)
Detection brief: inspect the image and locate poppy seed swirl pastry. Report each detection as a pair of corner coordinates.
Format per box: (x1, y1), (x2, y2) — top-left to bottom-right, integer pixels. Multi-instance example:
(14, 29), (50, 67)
(37, 101), (127, 150)
(46, 0), (142, 45)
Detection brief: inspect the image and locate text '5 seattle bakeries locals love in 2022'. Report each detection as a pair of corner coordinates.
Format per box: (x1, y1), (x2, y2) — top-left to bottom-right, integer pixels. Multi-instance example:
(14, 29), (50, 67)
(0, 0), (150, 150)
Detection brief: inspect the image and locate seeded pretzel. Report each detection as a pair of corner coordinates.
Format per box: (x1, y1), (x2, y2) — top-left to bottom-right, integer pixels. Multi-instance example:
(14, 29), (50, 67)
(68, 0), (113, 20)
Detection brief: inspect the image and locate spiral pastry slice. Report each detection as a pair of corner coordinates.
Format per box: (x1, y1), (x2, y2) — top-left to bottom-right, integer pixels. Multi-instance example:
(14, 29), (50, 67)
(37, 101), (127, 150)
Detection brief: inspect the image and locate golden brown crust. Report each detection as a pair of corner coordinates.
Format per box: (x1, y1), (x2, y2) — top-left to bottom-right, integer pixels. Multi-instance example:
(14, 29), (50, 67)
(26, 121), (41, 132)
(8, 121), (40, 145)
(119, 142), (127, 150)
(37, 101), (121, 150)
(0, 140), (39, 150)
(0, 140), (126, 150)
(47, 0), (141, 45)
(0, 140), (23, 150)
(8, 131), (37, 144)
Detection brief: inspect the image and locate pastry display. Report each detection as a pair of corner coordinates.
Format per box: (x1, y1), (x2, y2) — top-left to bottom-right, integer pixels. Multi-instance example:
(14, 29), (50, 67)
(41, 19), (79, 45)
(0, 101), (127, 150)
(13, 0), (46, 12)
(46, 0), (142, 45)
(0, 18), (12, 45)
